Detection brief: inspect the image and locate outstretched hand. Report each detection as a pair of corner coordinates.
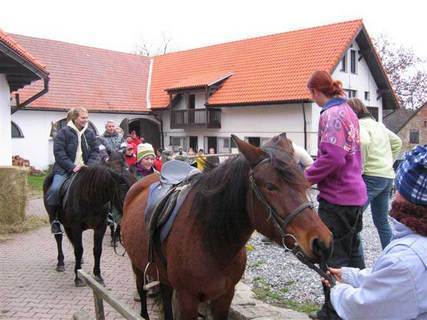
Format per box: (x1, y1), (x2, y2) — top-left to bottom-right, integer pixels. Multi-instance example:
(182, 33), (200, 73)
(322, 268), (342, 288)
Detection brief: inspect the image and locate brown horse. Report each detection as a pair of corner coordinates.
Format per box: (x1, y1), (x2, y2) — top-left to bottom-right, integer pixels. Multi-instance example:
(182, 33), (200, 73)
(121, 134), (333, 319)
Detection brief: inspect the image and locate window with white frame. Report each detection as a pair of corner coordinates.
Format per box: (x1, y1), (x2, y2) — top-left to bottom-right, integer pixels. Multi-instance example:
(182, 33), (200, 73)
(350, 50), (357, 74)
(245, 137), (261, 147)
(409, 129), (419, 144)
(261, 137), (272, 146)
(170, 136), (188, 151)
(11, 121), (24, 138)
(344, 89), (357, 98)
(364, 91), (370, 101)
(340, 53), (347, 72)
(217, 137), (231, 153)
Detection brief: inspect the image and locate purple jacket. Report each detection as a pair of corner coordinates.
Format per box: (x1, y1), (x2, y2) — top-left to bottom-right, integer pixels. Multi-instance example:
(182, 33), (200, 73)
(305, 98), (367, 206)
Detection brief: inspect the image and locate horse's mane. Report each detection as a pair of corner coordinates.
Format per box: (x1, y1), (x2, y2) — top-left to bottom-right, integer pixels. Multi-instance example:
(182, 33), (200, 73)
(69, 166), (130, 211)
(192, 146), (308, 254)
(72, 166), (117, 205)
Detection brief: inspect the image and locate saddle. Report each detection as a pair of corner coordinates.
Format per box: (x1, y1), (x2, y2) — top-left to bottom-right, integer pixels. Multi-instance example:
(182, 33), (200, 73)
(59, 173), (78, 209)
(144, 160), (200, 264)
(145, 160), (199, 240)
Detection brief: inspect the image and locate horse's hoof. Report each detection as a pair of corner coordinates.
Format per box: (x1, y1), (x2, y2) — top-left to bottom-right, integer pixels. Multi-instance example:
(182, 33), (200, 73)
(93, 275), (105, 287)
(74, 278), (86, 287)
(56, 265), (65, 272)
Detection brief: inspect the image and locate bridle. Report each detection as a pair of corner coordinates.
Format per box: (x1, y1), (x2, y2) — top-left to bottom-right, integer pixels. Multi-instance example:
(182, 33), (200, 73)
(249, 156), (335, 286)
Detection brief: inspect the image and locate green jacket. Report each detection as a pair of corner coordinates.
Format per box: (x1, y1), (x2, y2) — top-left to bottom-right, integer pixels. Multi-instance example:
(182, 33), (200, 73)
(359, 117), (402, 178)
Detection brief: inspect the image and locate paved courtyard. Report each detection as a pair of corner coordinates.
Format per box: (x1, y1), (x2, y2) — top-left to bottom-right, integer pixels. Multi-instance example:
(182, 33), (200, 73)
(0, 199), (159, 320)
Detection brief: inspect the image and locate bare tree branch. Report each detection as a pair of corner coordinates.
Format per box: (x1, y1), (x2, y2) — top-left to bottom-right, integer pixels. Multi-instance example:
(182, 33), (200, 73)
(134, 33), (173, 57)
(373, 34), (427, 109)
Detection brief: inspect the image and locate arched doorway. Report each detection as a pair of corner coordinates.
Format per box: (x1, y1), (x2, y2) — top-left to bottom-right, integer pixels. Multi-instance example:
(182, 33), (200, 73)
(120, 118), (161, 151)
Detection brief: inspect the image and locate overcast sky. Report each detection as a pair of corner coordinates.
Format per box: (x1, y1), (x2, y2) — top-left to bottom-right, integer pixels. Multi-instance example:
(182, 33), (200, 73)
(1, 0), (426, 60)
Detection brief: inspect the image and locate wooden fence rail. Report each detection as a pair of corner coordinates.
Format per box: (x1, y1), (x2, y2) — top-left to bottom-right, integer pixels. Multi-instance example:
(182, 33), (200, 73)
(73, 269), (143, 320)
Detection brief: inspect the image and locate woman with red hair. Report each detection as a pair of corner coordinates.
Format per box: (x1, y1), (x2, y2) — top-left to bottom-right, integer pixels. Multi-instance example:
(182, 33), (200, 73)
(305, 71), (367, 320)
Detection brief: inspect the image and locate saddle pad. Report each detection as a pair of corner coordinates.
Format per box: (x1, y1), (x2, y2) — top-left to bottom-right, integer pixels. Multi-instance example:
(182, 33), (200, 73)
(144, 181), (191, 242)
(160, 159), (200, 185)
(160, 185), (191, 242)
(144, 181), (172, 225)
(59, 174), (77, 208)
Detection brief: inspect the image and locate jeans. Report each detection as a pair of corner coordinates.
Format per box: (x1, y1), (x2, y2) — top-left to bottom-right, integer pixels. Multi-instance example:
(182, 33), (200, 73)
(363, 175), (393, 249)
(46, 174), (68, 206)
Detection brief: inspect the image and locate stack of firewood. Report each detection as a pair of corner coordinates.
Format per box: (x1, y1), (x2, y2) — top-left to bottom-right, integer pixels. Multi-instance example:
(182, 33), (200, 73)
(12, 155), (30, 167)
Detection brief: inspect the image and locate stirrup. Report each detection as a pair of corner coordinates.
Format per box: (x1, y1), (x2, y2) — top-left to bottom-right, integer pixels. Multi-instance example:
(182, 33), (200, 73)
(143, 262), (160, 291)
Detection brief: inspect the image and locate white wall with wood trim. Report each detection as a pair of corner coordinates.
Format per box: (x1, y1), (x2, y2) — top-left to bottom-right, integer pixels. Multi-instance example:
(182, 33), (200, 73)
(0, 74), (12, 165)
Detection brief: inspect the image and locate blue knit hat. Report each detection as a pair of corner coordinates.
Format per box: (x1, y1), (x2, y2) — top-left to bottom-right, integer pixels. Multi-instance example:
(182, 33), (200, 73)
(395, 145), (427, 206)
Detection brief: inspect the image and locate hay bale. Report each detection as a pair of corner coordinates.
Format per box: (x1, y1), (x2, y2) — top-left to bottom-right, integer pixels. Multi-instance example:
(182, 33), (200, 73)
(0, 166), (28, 225)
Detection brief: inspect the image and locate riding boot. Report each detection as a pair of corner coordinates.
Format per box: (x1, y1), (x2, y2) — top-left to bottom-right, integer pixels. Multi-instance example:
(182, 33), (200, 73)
(47, 205), (62, 235)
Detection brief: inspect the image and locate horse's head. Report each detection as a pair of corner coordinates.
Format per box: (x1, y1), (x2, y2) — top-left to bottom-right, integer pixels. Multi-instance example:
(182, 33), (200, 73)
(232, 134), (332, 263)
(99, 151), (136, 214)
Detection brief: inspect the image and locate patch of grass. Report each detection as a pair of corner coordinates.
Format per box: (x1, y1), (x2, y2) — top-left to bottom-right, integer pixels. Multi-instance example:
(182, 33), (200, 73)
(27, 174), (46, 197)
(0, 215), (49, 238)
(252, 276), (320, 314)
(249, 260), (265, 268)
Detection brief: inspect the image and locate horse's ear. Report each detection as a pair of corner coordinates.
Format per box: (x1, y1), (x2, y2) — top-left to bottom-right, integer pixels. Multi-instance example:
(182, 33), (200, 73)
(231, 135), (265, 167)
(263, 132), (294, 155)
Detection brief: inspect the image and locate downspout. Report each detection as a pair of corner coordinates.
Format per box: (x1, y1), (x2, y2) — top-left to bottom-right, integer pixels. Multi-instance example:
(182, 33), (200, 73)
(12, 78), (49, 114)
(145, 58), (164, 147)
(146, 58), (153, 111)
(301, 102), (307, 150)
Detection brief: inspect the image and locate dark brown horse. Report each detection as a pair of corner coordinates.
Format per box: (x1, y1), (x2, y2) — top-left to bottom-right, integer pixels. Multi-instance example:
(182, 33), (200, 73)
(121, 135), (332, 319)
(43, 158), (132, 287)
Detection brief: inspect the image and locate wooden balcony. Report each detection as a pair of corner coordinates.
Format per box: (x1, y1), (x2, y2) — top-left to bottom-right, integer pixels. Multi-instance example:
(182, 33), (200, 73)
(171, 108), (221, 129)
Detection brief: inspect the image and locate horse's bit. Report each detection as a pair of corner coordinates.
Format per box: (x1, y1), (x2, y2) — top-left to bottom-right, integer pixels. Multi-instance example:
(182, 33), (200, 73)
(249, 157), (335, 286)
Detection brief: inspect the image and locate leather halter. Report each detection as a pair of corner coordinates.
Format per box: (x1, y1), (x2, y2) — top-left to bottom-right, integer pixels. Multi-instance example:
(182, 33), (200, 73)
(249, 156), (336, 286)
(249, 157), (314, 248)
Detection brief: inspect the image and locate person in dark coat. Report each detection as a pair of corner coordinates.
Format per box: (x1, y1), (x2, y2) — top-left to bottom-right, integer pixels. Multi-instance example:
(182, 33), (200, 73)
(46, 107), (98, 234)
(100, 120), (124, 154)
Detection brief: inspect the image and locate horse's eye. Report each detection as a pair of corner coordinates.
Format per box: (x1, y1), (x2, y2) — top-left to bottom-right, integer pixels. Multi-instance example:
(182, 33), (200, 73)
(265, 183), (277, 192)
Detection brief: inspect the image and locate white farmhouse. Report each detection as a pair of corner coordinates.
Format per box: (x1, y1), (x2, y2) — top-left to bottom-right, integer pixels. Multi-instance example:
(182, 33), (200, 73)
(9, 19), (398, 169)
(0, 30), (49, 166)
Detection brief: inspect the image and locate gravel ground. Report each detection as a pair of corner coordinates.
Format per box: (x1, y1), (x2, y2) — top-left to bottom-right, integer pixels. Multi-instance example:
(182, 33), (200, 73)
(245, 194), (384, 305)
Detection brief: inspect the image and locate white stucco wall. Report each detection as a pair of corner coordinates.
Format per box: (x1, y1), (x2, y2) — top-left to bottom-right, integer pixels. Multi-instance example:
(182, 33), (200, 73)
(160, 103), (311, 153)
(0, 74), (12, 166)
(307, 41), (383, 154)
(332, 41), (382, 118)
(11, 109), (157, 170)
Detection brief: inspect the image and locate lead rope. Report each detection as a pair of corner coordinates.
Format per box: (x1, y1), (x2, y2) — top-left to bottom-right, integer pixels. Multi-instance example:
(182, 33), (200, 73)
(308, 186), (336, 320)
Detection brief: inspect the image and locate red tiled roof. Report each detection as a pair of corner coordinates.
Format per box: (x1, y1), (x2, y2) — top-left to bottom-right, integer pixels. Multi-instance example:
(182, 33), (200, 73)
(12, 34), (150, 112)
(165, 71), (233, 91)
(0, 29), (47, 73)
(150, 19), (363, 108)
